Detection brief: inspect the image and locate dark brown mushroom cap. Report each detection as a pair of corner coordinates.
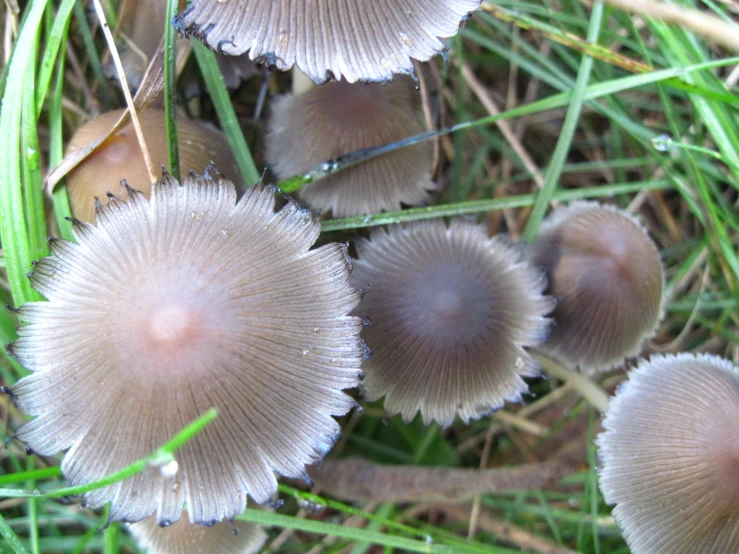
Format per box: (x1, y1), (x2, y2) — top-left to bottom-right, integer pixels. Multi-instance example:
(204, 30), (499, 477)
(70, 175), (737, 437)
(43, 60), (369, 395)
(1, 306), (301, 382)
(175, 0), (482, 83)
(9, 175), (364, 524)
(597, 353), (739, 554)
(351, 219), (555, 426)
(65, 109), (243, 223)
(529, 202), (664, 374)
(129, 513), (266, 554)
(265, 78), (435, 217)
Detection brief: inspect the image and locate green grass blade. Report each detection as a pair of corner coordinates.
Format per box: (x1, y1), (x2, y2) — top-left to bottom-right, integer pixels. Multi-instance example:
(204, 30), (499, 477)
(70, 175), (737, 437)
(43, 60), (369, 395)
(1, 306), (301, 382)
(192, 42), (260, 186)
(522, 0), (605, 241)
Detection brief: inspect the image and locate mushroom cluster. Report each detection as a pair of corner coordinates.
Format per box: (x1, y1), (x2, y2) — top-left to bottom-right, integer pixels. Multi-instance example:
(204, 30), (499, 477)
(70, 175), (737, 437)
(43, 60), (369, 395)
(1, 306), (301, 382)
(6, 2), (724, 553)
(10, 174), (365, 525)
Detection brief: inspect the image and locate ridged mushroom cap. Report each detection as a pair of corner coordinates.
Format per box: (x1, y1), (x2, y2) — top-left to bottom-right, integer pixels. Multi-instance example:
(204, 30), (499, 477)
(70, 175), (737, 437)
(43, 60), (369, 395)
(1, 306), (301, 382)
(174, 0), (482, 83)
(597, 353), (739, 554)
(129, 513), (266, 554)
(265, 78), (435, 217)
(9, 174), (364, 525)
(529, 202), (664, 374)
(65, 109), (242, 223)
(351, 219), (555, 426)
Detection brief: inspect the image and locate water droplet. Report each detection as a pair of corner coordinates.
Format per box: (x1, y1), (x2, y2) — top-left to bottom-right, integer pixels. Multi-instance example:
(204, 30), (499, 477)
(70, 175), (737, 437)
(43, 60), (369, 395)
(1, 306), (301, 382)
(277, 31), (288, 48)
(313, 327), (321, 334)
(515, 356), (526, 369)
(379, 57), (389, 68)
(172, 482), (180, 492)
(159, 459), (179, 478)
(652, 133), (673, 152)
(399, 31), (412, 49)
(302, 347), (314, 357)
(220, 229), (231, 239)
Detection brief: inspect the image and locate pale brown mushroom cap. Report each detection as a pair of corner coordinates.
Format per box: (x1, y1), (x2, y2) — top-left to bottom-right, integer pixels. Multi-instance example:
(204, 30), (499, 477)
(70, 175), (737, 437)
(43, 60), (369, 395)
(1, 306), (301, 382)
(351, 219), (555, 426)
(529, 202), (664, 374)
(265, 78), (435, 217)
(597, 353), (739, 554)
(65, 109), (243, 223)
(10, 175), (364, 524)
(175, 0), (482, 83)
(129, 513), (266, 554)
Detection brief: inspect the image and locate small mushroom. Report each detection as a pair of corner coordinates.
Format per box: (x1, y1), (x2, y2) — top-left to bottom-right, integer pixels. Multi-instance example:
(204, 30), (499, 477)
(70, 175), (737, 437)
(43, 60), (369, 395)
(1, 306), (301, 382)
(129, 513), (266, 554)
(265, 77), (435, 217)
(529, 202), (664, 373)
(175, 0), (483, 83)
(351, 219), (554, 426)
(64, 108), (242, 223)
(597, 353), (739, 554)
(9, 174), (365, 524)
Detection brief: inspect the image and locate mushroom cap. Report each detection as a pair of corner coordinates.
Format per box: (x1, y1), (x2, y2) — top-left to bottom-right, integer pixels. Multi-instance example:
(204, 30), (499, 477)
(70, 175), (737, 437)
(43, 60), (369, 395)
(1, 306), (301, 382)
(265, 78), (435, 217)
(65, 109), (243, 223)
(597, 353), (739, 554)
(175, 0), (482, 83)
(9, 174), (364, 524)
(129, 513), (266, 554)
(351, 219), (555, 426)
(529, 202), (664, 374)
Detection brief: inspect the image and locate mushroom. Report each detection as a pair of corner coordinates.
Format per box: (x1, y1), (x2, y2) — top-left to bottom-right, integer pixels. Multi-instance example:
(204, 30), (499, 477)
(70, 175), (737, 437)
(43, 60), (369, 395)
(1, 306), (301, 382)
(597, 353), (739, 554)
(351, 219), (554, 426)
(265, 77), (435, 217)
(529, 202), (664, 374)
(129, 512), (266, 554)
(64, 108), (242, 223)
(114, 0), (259, 90)
(8, 174), (365, 525)
(174, 0), (483, 83)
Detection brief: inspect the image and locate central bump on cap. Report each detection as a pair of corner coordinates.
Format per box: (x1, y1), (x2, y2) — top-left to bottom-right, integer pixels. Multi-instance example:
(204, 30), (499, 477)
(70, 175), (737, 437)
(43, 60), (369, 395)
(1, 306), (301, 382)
(149, 304), (194, 345)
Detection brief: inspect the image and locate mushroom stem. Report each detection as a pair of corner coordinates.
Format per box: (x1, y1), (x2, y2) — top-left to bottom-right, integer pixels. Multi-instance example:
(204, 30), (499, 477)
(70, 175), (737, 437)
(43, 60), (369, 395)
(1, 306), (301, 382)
(292, 67), (315, 96)
(535, 353), (610, 413)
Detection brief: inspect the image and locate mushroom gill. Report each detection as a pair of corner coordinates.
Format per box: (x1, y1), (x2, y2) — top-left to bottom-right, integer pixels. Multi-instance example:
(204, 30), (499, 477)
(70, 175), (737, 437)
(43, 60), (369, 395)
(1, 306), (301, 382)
(129, 513), (266, 554)
(175, 0), (482, 83)
(9, 174), (365, 525)
(351, 219), (554, 426)
(597, 353), (739, 554)
(265, 77), (435, 217)
(529, 202), (664, 374)
(64, 108), (243, 223)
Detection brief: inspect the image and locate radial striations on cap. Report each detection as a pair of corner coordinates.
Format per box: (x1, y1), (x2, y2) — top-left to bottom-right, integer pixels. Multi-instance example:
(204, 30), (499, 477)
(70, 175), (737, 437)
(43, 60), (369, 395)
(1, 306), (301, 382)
(266, 78), (435, 217)
(597, 353), (739, 554)
(175, 0), (482, 83)
(129, 513), (266, 554)
(351, 219), (555, 426)
(9, 174), (364, 525)
(529, 202), (664, 374)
